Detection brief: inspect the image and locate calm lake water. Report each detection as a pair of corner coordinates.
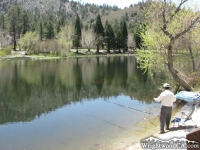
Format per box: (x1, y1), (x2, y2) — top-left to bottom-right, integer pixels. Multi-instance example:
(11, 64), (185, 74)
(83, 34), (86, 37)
(0, 56), (169, 150)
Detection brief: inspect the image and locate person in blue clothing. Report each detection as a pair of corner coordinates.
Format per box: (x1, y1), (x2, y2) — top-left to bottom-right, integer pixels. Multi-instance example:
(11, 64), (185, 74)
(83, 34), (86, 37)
(154, 83), (176, 134)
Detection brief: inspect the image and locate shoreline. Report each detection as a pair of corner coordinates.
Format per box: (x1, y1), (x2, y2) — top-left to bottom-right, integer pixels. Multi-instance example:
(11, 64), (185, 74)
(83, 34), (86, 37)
(0, 50), (136, 60)
(124, 102), (200, 150)
(100, 101), (186, 150)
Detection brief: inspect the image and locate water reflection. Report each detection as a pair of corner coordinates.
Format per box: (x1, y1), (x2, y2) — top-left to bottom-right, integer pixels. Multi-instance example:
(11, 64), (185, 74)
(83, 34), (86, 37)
(0, 56), (165, 125)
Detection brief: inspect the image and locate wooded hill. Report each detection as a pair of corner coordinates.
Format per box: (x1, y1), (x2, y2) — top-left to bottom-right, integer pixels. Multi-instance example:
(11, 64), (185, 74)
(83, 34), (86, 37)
(0, 0), (144, 30)
(0, 0), (146, 54)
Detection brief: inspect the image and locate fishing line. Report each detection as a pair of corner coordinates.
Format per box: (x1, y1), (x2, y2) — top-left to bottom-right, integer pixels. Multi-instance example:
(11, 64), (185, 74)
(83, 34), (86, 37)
(132, 123), (158, 131)
(105, 101), (159, 116)
(83, 115), (141, 135)
(104, 100), (158, 127)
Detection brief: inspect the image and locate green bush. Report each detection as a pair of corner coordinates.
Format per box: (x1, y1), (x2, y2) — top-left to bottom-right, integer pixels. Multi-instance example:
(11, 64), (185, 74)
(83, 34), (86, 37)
(0, 51), (6, 56)
(0, 46), (12, 56)
(18, 31), (39, 53)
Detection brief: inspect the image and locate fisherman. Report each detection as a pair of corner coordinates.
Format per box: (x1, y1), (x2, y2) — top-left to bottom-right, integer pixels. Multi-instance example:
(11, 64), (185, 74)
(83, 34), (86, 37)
(154, 83), (176, 134)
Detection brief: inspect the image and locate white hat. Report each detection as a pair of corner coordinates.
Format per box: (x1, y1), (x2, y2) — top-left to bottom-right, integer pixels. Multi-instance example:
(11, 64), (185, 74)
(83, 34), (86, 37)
(163, 83), (170, 88)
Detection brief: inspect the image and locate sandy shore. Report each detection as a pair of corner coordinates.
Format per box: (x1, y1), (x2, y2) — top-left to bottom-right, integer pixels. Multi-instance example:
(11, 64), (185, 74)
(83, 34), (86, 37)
(126, 103), (200, 150)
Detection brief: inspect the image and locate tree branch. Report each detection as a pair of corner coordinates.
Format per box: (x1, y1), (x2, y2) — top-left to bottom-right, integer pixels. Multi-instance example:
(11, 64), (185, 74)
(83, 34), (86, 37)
(175, 16), (200, 39)
(161, 27), (174, 39)
(162, 0), (168, 31)
(196, 62), (200, 72)
(170, 0), (188, 20)
(161, 0), (192, 40)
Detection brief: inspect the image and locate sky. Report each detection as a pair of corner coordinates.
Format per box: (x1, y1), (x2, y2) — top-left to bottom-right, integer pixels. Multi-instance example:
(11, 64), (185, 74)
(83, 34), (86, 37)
(74, 0), (143, 9)
(73, 0), (200, 10)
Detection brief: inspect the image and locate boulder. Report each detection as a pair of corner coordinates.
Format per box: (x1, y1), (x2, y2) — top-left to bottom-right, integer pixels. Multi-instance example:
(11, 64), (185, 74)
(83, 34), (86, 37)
(186, 127), (200, 150)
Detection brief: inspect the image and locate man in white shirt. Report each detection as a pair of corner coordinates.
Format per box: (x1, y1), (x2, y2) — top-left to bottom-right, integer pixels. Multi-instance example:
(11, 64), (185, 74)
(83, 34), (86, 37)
(154, 83), (176, 134)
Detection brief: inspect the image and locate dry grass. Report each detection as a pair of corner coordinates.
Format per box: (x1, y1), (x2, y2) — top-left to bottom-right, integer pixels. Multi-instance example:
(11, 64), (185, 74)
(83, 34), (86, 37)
(101, 6), (140, 24)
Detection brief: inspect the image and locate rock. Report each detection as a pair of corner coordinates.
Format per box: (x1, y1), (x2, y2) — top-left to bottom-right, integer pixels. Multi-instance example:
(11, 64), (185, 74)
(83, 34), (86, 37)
(186, 127), (200, 150)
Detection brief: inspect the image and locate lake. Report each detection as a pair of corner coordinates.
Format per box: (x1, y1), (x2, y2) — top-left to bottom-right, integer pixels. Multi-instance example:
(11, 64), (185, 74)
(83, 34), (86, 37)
(0, 56), (168, 150)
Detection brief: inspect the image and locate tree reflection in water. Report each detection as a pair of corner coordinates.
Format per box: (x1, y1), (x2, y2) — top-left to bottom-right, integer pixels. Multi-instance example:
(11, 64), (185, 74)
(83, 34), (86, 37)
(0, 56), (167, 150)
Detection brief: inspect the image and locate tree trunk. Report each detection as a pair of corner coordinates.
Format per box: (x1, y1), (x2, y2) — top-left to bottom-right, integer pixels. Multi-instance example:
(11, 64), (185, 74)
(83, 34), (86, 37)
(167, 46), (192, 91)
(188, 44), (195, 72)
(168, 63), (191, 91)
(13, 31), (16, 51)
(96, 44), (99, 53)
(107, 43), (110, 53)
(174, 83), (180, 94)
(196, 62), (200, 72)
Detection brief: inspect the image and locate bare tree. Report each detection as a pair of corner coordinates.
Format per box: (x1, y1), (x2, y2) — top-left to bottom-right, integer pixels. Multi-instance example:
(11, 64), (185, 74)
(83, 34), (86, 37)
(82, 29), (95, 52)
(128, 33), (136, 51)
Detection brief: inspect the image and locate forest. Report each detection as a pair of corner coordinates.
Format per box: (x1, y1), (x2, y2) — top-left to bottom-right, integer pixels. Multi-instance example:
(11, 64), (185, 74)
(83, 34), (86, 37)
(0, 0), (144, 56)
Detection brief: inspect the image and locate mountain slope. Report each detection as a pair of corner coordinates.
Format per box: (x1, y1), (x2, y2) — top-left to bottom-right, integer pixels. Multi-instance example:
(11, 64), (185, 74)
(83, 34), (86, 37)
(0, 0), (144, 24)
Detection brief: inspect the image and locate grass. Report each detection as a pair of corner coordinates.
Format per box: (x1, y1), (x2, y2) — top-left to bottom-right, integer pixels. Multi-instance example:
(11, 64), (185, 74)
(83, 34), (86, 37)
(68, 48), (135, 58)
(101, 6), (140, 24)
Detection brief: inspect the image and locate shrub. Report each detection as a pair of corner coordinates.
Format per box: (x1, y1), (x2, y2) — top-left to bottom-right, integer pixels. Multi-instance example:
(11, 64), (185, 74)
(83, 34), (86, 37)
(0, 46), (12, 56)
(188, 72), (200, 88)
(34, 40), (60, 55)
(18, 31), (39, 53)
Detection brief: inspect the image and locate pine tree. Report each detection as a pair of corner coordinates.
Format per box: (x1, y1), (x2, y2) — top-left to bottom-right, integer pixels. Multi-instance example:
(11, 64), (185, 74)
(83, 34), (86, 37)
(39, 21), (43, 41)
(58, 9), (67, 26)
(44, 15), (55, 40)
(105, 22), (115, 53)
(0, 13), (6, 29)
(45, 20), (55, 39)
(94, 14), (104, 53)
(134, 24), (146, 49)
(56, 21), (61, 33)
(7, 5), (25, 50)
(21, 10), (29, 35)
(115, 21), (123, 53)
(73, 14), (82, 53)
(30, 15), (37, 32)
(121, 20), (128, 52)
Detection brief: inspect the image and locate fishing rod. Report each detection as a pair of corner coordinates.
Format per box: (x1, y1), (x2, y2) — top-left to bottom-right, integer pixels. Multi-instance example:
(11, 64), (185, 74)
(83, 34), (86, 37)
(83, 115), (158, 132)
(103, 100), (158, 127)
(105, 100), (159, 117)
(82, 115), (141, 135)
